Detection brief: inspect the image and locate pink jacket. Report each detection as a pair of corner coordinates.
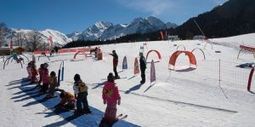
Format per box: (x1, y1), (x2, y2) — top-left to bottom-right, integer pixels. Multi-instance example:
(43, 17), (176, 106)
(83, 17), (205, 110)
(42, 69), (49, 84)
(102, 81), (121, 105)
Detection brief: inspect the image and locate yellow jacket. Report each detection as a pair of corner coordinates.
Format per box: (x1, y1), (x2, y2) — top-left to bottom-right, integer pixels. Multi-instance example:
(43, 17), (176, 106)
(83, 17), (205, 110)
(73, 80), (88, 94)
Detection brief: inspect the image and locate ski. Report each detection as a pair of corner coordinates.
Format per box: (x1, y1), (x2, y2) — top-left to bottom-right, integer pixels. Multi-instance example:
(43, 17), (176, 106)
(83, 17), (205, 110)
(118, 114), (128, 120)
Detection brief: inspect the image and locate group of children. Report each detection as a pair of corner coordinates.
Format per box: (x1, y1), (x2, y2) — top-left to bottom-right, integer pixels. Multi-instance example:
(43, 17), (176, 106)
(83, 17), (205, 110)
(25, 60), (121, 126)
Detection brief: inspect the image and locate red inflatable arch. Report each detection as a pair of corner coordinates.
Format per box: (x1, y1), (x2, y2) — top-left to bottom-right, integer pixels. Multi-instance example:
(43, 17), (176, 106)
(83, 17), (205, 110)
(73, 51), (87, 59)
(146, 50), (162, 61)
(191, 48), (206, 60)
(169, 51), (197, 69)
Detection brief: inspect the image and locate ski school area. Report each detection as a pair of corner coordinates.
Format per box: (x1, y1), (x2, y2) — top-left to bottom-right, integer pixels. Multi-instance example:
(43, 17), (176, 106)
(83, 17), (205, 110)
(0, 33), (255, 127)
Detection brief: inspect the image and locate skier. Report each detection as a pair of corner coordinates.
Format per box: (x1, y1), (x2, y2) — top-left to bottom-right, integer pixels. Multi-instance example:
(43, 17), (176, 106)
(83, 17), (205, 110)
(26, 61), (32, 80)
(37, 64), (44, 87)
(139, 52), (147, 84)
(46, 71), (58, 98)
(41, 63), (49, 93)
(73, 74), (91, 115)
(109, 50), (120, 79)
(54, 90), (76, 111)
(100, 73), (121, 126)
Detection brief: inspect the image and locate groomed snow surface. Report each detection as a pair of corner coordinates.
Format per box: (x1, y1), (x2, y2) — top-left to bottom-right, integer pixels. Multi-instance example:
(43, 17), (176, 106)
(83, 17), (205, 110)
(0, 33), (255, 127)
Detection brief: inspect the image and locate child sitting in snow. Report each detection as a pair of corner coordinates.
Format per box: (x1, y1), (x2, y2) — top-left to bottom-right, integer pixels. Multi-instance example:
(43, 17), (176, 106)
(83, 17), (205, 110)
(100, 73), (121, 126)
(54, 90), (76, 111)
(46, 71), (57, 98)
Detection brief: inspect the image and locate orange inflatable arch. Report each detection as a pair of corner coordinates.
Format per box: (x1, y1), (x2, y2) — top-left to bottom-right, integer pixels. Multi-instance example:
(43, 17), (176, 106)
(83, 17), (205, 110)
(146, 50), (161, 61)
(169, 51), (197, 69)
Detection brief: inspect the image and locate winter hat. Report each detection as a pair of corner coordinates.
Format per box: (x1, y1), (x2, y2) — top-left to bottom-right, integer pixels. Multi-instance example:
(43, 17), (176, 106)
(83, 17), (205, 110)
(74, 74), (81, 82)
(139, 52), (143, 57)
(107, 73), (115, 82)
(44, 63), (49, 68)
(112, 50), (116, 53)
(50, 71), (56, 77)
(40, 64), (44, 68)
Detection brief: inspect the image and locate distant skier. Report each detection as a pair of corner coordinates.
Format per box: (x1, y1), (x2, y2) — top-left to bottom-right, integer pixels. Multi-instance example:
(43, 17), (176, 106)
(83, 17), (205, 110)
(109, 50), (120, 79)
(73, 74), (91, 115)
(46, 71), (58, 98)
(139, 52), (147, 84)
(54, 90), (75, 111)
(100, 73), (121, 126)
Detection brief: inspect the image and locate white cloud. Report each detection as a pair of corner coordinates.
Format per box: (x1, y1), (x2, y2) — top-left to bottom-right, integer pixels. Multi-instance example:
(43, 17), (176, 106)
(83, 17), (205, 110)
(116, 0), (174, 16)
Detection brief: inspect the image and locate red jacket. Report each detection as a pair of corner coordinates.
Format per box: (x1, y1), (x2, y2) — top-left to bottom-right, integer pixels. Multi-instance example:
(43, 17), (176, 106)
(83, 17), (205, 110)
(102, 81), (120, 105)
(42, 69), (49, 84)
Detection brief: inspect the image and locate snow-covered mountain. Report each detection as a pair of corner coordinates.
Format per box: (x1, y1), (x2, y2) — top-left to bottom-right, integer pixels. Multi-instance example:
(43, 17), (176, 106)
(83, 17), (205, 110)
(76, 21), (113, 41)
(70, 16), (177, 41)
(66, 32), (81, 41)
(166, 22), (178, 29)
(1, 28), (72, 47)
(39, 29), (72, 45)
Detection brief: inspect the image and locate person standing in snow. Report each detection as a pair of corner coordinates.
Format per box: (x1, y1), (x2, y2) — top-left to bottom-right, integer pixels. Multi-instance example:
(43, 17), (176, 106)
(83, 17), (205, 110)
(101, 73), (121, 125)
(26, 61), (32, 80)
(139, 52), (147, 84)
(30, 61), (38, 84)
(37, 64), (44, 87)
(109, 50), (120, 79)
(41, 63), (49, 93)
(73, 74), (91, 115)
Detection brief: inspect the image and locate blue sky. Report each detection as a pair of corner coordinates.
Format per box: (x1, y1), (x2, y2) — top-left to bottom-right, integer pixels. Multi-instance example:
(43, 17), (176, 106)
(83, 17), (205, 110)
(0, 0), (227, 34)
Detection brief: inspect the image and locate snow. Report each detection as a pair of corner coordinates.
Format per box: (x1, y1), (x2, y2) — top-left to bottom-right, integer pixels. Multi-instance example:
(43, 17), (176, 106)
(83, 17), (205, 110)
(1, 33), (255, 127)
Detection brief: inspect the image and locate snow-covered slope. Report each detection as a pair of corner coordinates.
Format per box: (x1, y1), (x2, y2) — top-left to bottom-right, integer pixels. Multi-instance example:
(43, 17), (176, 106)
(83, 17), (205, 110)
(211, 33), (255, 48)
(1, 33), (255, 127)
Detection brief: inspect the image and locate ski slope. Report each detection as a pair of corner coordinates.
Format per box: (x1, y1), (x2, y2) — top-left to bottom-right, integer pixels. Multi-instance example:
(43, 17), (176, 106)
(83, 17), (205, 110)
(0, 33), (255, 127)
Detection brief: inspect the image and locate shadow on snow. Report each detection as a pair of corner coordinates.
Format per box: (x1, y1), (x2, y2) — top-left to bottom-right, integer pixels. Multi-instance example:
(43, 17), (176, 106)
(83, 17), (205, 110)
(8, 78), (140, 127)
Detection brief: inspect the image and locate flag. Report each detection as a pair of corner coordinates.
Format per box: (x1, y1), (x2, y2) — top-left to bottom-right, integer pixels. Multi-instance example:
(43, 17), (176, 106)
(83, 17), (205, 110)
(9, 40), (13, 49)
(48, 36), (53, 47)
(160, 31), (164, 40)
(122, 56), (128, 69)
(134, 57), (140, 75)
(150, 60), (156, 83)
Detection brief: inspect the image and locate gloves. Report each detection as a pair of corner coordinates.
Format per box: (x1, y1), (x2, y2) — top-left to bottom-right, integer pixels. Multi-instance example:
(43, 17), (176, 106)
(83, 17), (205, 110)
(117, 99), (121, 105)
